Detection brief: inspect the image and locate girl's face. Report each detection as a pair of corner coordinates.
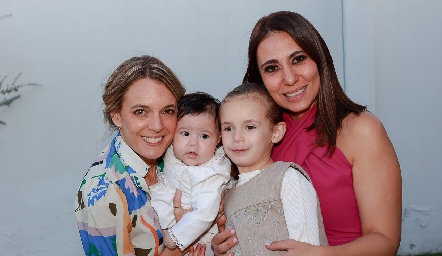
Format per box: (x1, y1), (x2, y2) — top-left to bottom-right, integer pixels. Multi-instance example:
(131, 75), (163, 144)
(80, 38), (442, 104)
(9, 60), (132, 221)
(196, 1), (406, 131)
(173, 113), (220, 166)
(111, 78), (178, 166)
(257, 31), (320, 120)
(220, 97), (278, 173)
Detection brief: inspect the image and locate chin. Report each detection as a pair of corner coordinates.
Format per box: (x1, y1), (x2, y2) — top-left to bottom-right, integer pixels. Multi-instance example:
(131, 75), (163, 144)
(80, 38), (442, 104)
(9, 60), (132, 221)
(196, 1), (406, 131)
(143, 151), (165, 162)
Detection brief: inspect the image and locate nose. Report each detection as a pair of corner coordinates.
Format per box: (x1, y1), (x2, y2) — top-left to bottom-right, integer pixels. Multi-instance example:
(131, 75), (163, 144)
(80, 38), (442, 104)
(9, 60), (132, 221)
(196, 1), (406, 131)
(232, 130), (244, 143)
(282, 67), (297, 86)
(188, 135), (198, 147)
(148, 113), (164, 132)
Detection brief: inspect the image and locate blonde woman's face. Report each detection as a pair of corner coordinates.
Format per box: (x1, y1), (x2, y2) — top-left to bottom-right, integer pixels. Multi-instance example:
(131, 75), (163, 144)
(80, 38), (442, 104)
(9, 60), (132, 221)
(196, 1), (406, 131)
(111, 78), (178, 165)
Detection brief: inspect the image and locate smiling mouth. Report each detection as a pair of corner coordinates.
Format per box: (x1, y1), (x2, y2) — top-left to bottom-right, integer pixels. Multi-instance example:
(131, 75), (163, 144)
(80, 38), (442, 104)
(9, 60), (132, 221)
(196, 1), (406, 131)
(142, 136), (162, 144)
(285, 86), (307, 98)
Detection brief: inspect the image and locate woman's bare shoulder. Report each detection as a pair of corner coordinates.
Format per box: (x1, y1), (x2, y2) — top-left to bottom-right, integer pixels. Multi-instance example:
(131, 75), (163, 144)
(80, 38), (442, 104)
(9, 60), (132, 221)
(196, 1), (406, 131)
(338, 111), (389, 164)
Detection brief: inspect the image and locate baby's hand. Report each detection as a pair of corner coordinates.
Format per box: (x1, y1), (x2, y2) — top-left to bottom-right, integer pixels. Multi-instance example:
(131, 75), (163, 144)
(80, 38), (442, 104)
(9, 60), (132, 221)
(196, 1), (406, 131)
(161, 229), (177, 250)
(188, 243), (206, 256)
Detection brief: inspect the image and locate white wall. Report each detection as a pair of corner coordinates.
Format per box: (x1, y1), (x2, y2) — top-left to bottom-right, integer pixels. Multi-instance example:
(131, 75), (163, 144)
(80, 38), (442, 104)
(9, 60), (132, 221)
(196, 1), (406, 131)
(344, 0), (442, 254)
(4, 1), (441, 255)
(0, 1), (344, 255)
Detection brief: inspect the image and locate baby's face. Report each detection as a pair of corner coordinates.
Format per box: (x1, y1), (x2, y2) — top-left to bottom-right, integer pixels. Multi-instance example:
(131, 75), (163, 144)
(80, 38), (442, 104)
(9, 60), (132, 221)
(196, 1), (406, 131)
(173, 113), (220, 166)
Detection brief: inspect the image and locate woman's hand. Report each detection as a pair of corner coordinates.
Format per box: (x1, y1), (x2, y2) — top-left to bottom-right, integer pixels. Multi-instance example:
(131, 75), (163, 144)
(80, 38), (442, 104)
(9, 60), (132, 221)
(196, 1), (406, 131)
(265, 239), (325, 256)
(188, 243), (206, 256)
(172, 190), (192, 222)
(211, 215), (238, 256)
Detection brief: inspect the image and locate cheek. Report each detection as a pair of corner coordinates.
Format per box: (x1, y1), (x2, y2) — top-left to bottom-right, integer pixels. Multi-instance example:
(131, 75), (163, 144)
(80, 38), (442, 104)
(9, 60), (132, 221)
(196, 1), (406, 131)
(163, 117), (177, 133)
(263, 85), (280, 103)
(306, 63), (320, 83)
(221, 132), (229, 143)
(262, 77), (280, 94)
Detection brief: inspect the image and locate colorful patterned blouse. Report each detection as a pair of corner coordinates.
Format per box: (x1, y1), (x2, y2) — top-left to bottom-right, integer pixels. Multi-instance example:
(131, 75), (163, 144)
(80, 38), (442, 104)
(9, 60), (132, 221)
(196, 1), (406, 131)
(75, 135), (164, 256)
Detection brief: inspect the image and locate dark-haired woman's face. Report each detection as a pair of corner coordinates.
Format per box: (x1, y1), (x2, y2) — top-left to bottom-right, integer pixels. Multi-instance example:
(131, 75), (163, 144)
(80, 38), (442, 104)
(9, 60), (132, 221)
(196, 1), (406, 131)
(257, 31), (320, 120)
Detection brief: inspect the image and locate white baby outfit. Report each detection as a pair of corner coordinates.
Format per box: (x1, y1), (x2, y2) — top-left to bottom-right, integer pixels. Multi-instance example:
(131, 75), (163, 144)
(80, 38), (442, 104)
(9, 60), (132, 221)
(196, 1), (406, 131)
(150, 145), (231, 254)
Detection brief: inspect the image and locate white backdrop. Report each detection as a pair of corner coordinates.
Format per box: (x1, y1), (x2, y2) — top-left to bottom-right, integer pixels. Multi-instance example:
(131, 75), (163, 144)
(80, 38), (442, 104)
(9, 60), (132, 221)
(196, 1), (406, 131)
(0, 1), (343, 255)
(344, 0), (442, 254)
(1, 0), (441, 255)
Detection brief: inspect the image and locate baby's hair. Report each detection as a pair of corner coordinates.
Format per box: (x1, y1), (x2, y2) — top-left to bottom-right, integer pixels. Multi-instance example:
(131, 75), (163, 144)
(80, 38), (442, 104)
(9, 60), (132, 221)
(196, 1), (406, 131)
(178, 91), (221, 129)
(222, 83), (283, 126)
(222, 83), (284, 180)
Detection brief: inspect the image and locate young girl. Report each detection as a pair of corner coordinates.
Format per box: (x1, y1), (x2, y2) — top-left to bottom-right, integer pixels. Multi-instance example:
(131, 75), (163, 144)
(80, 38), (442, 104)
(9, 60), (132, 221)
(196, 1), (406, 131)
(150, 92), (231, 255)
(219, 83), (327, 255)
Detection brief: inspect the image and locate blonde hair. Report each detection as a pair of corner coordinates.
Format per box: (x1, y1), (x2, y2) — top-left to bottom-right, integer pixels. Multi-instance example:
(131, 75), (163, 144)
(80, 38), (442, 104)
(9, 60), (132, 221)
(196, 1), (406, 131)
(102, 55), (185, 130)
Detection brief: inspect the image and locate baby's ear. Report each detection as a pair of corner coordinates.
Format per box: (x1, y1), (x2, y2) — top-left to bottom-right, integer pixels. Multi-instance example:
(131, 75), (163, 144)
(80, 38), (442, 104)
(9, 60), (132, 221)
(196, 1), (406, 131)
(271, 122), (286, 144)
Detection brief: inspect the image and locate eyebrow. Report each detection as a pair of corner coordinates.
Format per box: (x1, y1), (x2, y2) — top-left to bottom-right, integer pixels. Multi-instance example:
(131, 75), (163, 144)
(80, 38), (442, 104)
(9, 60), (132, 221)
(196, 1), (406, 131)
(259, 50), (304, 70)
(221, 119), (260, 125)
(245, 119), (260, 124)
(130, 104), (177, 109)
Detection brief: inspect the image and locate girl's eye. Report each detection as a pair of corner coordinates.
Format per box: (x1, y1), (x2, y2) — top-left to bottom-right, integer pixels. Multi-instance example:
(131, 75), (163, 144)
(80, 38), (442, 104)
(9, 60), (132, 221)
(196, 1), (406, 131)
(293, 54), (307, 64)
(200, 134), (209, 139)
(181, 131), (190, 136)
(223, 126), (233, 132)
(263, 65), (279, 73)
(246, 125), (256, 130)
(163, 108), (176, 115)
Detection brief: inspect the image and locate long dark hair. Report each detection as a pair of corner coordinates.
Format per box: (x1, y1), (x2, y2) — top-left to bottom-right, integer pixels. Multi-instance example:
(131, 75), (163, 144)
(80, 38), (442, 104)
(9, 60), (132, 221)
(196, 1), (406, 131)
(243, 11), (366, 156)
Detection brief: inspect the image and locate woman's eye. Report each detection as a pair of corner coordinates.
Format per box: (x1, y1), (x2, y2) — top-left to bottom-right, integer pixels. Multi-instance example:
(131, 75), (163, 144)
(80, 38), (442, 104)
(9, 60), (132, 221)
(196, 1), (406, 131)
(293, 54), (307, 64)
(200, 134), (209, 139)
(223, 126), (232, 132)
(181, 131), (189, 136)
(163, 108), (176, 115)
(134, 109), (147, 116)
(264, 65), (279, 73)
(246, 125), (256, 130)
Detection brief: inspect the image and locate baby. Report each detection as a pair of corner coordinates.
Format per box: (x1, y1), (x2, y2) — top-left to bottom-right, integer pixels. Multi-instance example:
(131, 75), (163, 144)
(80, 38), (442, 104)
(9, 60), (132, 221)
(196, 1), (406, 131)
(150, 92), (231, 255)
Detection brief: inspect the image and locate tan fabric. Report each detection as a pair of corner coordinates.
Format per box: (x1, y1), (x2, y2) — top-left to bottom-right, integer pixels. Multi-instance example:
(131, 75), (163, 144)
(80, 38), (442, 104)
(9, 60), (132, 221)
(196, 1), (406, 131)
(224, 162), (327, 256)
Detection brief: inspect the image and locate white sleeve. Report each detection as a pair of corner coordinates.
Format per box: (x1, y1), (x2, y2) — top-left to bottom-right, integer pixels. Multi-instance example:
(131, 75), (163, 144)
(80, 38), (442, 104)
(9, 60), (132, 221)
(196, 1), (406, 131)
(149, 172), (177, 229)
(170, 162), (230, 250)
(281, 167), (321, 245)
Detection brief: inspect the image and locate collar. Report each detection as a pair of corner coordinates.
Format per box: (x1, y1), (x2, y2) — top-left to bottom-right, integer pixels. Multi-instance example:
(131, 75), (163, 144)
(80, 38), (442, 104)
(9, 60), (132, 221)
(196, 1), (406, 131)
(114, 134), (150, 178)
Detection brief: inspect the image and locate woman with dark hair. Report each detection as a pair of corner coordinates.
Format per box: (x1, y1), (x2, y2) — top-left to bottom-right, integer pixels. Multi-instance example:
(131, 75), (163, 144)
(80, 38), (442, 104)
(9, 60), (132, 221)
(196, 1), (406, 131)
(212, 11), (401, 256)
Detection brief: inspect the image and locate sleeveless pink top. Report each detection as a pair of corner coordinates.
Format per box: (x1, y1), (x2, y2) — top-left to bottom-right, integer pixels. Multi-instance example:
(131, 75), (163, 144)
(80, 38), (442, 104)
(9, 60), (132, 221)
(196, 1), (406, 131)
(272, 106), (362, 246)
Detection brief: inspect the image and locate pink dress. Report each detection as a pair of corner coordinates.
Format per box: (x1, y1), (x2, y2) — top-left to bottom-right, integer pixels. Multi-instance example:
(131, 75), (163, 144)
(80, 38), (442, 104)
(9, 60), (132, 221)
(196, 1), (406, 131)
(272, 106), (362, 246)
